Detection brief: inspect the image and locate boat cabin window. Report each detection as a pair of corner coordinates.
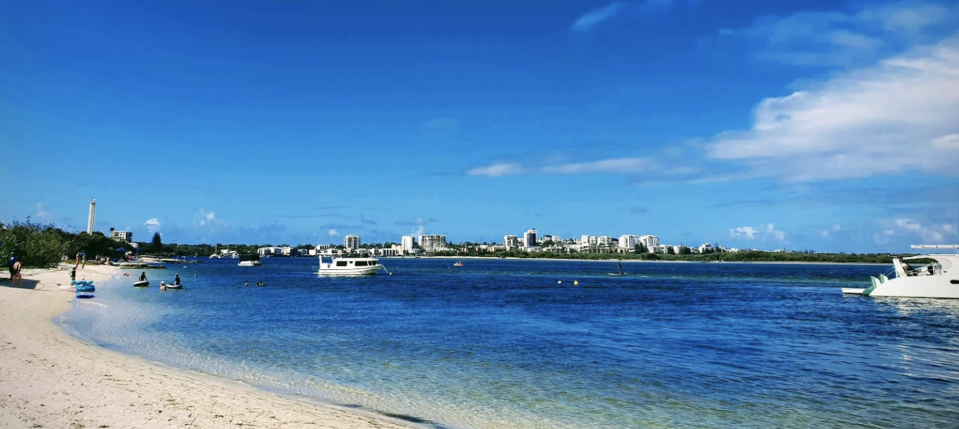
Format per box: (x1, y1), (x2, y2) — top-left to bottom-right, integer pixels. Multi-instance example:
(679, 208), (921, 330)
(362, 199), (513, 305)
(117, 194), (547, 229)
(371, 261), (378, 265)
(336, 261), (348, 267)
(355, 261), (369, 266)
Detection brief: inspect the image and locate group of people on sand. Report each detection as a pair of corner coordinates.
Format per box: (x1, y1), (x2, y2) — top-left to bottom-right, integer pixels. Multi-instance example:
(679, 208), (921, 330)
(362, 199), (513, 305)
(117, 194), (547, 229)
(8, 256), (23, 287)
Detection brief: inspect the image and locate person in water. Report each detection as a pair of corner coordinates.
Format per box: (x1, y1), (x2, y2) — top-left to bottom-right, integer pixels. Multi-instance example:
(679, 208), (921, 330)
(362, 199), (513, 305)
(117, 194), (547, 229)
(139, 272), (147, 282)
(244, 281), (249, 286)
(174, 273), (181, 286)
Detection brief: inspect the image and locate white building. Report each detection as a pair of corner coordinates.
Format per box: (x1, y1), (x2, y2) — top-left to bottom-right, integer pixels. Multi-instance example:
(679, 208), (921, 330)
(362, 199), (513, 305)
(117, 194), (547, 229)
(401, 235), (416, 254)
(640, 235), (659, 253)
(110, 229), (133, 243)
(504, 235), (519, 250)
(524, 228), (538, 248)
(420, 235), (447, 252)
(619, 234), (639, 250)
(344, 235), (361, 251)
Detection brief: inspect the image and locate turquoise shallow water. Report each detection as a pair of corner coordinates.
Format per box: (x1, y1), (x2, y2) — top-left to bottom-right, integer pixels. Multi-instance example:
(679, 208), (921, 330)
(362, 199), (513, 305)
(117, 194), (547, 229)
(61, 258), (959, 428)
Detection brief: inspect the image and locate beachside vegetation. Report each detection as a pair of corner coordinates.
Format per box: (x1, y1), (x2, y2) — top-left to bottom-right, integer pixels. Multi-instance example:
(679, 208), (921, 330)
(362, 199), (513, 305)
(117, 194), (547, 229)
(0, 219), (132, 268)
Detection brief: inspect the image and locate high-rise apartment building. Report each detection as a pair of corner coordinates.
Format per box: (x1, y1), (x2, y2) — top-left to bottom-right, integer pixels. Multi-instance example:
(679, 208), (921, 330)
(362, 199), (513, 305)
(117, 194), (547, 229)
(523, 228), (537, 248)
(504, 235), (519, 250)
(401, 235), (416, 254)
(640, 235), (659, 252)
(420, 235), (447, 252)
(619, 234), (639, 249)
(344, 235), (361, 251)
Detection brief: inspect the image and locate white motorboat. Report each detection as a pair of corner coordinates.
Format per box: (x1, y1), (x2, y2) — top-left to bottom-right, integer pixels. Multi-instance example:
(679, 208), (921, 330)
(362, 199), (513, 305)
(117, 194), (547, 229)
(317, 256), (388, 275)
(845, 245), (959, 299)
(238, 260), (261, 267)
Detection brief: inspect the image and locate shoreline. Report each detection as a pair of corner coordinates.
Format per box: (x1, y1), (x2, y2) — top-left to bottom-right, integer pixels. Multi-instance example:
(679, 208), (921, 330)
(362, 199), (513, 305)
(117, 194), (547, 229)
(0, 264), (418, 429)
(390, 255), (888, 266)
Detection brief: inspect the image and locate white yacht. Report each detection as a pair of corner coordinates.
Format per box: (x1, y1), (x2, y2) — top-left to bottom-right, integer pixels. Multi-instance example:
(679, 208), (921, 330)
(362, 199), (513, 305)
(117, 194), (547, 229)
(317, 256), (386, 275)
(843, 245), (959, 298)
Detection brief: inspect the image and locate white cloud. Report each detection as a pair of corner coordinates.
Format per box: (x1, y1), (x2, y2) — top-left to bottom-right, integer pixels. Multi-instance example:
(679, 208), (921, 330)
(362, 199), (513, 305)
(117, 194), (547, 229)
(466, 163), (526, 177)
(571, 2), (629, 32)
(144, 218), (161, 233)
(706, 35), (959, 182)
(877, 217), (956, 244)
(541, 157), (651, 174)
(715, 1), (956, 67)
(34, 202), (53, 223)
(328, 229), (340, 237)
(730, 223), (785, 241)
(467, 157), (656, 177)
(822, 224), (841, 238)
(730, 226), (758, 239)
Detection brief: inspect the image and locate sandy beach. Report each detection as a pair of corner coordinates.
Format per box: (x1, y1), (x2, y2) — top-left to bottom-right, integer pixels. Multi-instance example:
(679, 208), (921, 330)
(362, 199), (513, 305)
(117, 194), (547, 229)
(0, 264), (417, 429)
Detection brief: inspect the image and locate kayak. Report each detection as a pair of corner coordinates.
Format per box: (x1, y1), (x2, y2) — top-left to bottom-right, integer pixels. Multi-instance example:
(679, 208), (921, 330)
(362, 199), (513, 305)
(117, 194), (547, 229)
(134, 280), (149, 287)
(166, 284), (183, 289)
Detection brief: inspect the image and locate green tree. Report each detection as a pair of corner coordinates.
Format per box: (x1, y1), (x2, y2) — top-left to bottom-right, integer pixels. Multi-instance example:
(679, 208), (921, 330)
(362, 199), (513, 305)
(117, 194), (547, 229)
(151, 232), (163, 252)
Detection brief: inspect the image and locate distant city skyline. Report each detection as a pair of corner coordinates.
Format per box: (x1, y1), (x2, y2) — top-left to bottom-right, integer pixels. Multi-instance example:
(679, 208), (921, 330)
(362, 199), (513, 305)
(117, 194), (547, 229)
(2, 1), (957, 253)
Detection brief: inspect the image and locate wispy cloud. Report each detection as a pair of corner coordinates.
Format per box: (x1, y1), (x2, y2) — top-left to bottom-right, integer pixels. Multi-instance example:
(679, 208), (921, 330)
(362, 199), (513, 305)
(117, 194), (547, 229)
(705, 35), (959, 182)
(712, 1), (956, 67)
(396, 218), (439, 226)
(874, 217), (957, 244)
(466, 163), (526, 177)
(571, 2), (630, 33)
(730, 223), (785, 241)
(34, 202), (54, 223)
(467, 157), (656, 177)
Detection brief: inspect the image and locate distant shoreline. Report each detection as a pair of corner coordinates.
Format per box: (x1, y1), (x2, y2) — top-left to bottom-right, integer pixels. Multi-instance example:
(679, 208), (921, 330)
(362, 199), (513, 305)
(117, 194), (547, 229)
(385, 255), (888, 266)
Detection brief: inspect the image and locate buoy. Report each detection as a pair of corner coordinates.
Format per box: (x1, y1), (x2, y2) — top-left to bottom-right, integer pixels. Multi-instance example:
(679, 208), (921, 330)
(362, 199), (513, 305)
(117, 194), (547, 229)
(558, 280), (562, 284)
(574, 280), (579, 286)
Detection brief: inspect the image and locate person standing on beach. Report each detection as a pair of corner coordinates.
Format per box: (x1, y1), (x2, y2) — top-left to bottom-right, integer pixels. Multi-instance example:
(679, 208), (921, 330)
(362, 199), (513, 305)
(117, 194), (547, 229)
(8, 256), (15, 280)
(81, 254), (86, 269)
(11, 259), (22, 287)
(75, 252), (81, 269)
(70, 267), (77, 282)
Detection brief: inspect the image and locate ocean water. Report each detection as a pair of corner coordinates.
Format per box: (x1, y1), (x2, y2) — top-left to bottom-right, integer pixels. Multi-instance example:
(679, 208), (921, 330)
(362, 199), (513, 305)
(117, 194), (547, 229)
(61, 258), (959, 429)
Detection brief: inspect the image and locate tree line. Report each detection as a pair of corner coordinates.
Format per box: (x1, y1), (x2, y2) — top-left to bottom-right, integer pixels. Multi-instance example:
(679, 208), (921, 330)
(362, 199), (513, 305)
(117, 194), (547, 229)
(0, 219), (134, 268)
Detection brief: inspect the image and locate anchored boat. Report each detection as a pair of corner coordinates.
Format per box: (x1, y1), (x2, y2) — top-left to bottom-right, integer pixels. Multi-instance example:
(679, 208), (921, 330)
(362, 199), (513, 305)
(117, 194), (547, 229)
(843, 244), (959, 299)
(317, 256), (389, 275)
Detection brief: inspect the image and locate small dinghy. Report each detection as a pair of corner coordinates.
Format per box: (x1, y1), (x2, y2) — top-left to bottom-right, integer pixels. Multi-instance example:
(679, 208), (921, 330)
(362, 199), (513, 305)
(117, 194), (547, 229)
(133, 280), (150, 287)
(58, 284), (75, 292)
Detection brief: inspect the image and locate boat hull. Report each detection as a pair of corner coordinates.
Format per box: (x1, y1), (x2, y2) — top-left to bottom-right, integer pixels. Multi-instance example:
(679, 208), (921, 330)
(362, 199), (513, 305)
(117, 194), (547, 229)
(864, 276), (959, 298)
(317, 265), (381, 275)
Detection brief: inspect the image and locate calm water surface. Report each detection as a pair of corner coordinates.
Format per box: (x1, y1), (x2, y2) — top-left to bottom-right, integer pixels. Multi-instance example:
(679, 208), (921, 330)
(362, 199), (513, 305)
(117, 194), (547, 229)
(61, 258), (959, 428)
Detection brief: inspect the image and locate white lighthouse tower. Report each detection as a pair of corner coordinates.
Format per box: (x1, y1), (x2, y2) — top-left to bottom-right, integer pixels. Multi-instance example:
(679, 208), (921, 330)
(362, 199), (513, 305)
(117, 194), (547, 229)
(87, 198), (96, 234)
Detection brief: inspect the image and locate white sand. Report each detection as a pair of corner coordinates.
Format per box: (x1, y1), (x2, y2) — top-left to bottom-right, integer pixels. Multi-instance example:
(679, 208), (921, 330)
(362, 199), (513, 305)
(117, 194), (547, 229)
(0, 264), (418, 429)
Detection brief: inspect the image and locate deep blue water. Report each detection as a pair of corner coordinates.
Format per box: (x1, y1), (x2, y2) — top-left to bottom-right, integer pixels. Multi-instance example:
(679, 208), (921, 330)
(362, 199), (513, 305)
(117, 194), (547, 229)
(62, 258), (959, 429)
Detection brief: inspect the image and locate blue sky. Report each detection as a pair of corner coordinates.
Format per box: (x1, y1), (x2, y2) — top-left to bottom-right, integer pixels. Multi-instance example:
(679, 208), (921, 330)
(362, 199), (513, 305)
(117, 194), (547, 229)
(2, 0), (957, 252)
